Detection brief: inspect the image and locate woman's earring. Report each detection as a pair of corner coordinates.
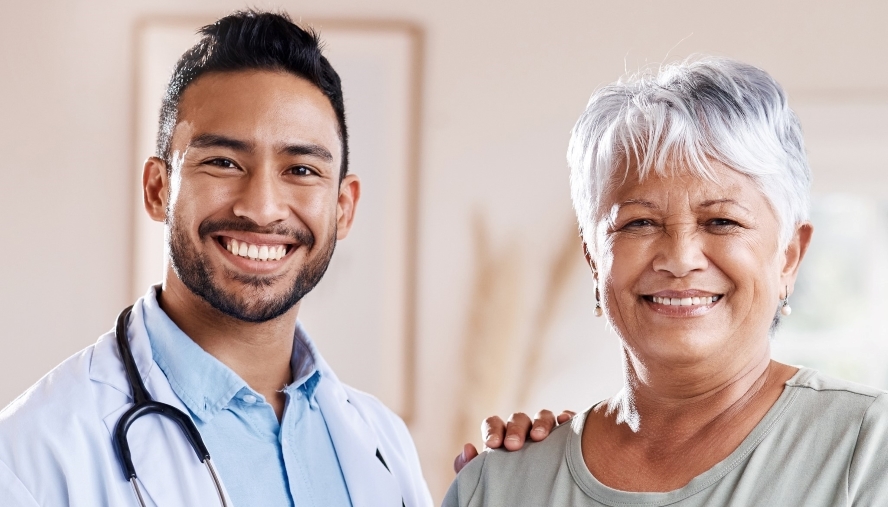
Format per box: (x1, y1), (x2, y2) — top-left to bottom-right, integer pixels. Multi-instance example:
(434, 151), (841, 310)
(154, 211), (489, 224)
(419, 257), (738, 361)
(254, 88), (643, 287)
(780, 286), (792, 316)
(594, 288), (603, 317)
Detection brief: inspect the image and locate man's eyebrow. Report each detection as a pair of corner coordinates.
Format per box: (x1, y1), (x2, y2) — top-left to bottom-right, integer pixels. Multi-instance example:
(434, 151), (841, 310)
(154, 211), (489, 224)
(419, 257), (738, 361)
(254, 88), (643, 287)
(699, 198), (751, 212)
(279, 143), (333, 162)
(189, 134), (254, 152)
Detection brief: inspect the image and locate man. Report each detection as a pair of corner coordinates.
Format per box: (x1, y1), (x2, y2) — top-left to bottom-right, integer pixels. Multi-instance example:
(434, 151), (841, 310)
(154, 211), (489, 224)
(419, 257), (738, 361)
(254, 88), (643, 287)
(0, 11), (431, 506)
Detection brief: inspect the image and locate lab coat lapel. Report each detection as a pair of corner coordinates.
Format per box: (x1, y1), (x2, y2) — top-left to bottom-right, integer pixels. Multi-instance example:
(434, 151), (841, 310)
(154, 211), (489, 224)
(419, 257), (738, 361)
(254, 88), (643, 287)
(315, 378), (404, 507)
(91, 297), (233, 507)
(300, 324), (403, 507)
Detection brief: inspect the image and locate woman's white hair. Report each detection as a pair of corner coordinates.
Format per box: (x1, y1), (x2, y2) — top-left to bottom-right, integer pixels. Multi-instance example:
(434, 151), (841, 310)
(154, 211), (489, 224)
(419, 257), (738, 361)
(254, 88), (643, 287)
(568, 57), (811, 249)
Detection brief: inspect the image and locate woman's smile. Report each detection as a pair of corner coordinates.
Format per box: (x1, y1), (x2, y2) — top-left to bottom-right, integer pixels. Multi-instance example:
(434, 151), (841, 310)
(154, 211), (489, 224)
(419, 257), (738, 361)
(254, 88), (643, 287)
(642, 291), (724, 317)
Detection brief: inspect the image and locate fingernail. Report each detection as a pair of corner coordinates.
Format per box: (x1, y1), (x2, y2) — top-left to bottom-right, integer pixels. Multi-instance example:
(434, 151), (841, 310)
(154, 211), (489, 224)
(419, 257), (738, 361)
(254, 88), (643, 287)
(532, 427), (545, 434)
(506, 435), (519, 442)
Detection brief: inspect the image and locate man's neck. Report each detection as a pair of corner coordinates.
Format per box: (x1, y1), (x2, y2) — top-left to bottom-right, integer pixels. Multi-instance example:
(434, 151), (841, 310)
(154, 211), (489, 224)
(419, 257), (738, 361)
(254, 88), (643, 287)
(156, 278), (298, 420)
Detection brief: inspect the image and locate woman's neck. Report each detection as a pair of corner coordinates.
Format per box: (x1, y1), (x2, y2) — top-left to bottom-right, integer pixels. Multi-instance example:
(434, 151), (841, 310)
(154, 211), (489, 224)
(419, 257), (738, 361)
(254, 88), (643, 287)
(583, 350), (798, 492)
(613, 348), (780, 433)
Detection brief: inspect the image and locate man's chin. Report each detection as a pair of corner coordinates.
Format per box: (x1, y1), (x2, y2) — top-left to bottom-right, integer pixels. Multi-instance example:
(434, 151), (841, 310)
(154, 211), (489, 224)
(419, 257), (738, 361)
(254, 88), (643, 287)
(192, 281), (300, 323)
(168, 219), (336, 324)
(228, 270), (287, 289)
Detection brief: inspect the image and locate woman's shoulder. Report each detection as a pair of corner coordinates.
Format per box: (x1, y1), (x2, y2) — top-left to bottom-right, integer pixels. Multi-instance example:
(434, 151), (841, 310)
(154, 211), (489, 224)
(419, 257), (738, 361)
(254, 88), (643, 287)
(777, 367), (888, 500)
(443, 415), (583, 507)
(778, 367), (888, 437)
(784, 367), (887, 418)
(786, 367), (887, 399)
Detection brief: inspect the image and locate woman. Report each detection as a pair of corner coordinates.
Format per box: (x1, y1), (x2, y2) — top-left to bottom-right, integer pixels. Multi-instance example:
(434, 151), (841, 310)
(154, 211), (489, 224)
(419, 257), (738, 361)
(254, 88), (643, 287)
(444, 58), (888, 506)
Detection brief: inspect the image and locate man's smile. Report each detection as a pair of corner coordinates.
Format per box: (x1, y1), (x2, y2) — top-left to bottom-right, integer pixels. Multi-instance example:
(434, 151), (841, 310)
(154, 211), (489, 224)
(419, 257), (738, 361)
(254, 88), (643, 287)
(209, 233), (301, 273)
(221, 237), (291, 261)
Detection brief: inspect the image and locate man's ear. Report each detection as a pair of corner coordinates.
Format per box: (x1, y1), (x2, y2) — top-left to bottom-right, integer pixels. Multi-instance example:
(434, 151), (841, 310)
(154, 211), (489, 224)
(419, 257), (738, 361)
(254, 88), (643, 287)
(335, 174), (361, 240)
(780, 222), (814, 294)
(143, 157), (169, 223)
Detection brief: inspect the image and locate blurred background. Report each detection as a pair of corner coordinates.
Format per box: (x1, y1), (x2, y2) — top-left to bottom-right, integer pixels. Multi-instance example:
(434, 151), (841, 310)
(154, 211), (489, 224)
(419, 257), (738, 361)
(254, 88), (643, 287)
(1, 0), (887, 502)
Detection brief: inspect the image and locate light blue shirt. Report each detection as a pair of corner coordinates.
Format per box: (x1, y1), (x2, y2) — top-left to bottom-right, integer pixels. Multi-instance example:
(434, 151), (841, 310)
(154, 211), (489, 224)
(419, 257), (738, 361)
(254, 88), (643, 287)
(142, 291), (353, 507)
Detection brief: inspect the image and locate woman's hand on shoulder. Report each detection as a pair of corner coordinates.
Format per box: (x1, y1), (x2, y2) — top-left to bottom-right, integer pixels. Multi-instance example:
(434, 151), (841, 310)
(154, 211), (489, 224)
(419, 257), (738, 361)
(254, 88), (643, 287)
(453, 409), (575, 473)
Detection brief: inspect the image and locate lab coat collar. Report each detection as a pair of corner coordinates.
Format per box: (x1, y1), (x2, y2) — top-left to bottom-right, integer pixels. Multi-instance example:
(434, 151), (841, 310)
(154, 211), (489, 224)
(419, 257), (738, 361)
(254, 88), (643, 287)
(88, 294), (156, 398)
(90, 294), (233, 506)
(296, 322), (405, 506)
(89, 291), (403, 506)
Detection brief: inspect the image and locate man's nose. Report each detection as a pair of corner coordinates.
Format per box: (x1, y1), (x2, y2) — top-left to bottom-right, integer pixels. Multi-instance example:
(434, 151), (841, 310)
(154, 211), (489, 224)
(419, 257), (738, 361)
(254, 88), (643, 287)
(651, 227), (708, 277)
(232, 169), (290, 227)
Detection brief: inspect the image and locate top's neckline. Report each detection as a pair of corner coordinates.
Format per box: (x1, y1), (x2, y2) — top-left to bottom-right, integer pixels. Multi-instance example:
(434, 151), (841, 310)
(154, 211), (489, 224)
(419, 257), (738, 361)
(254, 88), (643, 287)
(564, 367), (815, 506)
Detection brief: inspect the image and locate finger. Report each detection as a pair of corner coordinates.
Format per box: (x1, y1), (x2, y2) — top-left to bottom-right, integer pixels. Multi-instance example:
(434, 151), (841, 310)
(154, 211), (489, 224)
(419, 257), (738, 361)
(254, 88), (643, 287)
(556, 410), (577, 425)
(453, 443), (479, 474)
(481, 415), (506, 448)
(529, 409), (556, 441)
(504, 412), (532, 451)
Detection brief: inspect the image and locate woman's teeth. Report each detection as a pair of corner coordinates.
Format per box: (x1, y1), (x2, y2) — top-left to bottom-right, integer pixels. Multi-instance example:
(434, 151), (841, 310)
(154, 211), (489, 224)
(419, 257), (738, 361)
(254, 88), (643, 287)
(226, 239), (287, 261)
(652, 296), (720, 306)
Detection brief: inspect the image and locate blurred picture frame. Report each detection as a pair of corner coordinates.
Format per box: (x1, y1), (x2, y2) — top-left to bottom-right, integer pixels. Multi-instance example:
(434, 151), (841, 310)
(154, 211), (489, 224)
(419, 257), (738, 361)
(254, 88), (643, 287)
(130, 16), (424, 420)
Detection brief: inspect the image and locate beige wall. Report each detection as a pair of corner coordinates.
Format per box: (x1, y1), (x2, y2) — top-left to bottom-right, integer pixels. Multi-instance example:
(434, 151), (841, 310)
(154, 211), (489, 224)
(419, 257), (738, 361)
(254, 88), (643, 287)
(2, 0), (887, 501)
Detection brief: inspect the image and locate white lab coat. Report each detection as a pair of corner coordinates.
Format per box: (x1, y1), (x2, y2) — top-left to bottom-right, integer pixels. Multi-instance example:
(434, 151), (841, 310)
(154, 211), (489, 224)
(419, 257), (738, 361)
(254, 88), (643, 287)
(0, 296), (433, 507)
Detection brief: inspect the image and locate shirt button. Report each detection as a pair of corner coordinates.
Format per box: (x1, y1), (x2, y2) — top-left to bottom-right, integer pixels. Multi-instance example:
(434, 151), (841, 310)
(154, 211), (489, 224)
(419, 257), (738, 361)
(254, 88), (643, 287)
(242, 394), (257, 404)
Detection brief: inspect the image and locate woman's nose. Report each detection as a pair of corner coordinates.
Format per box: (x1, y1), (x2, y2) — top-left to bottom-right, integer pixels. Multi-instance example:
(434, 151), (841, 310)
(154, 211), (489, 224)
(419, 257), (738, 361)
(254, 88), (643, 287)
(231, 169), (290, 227)
(651, 229), (708, 277)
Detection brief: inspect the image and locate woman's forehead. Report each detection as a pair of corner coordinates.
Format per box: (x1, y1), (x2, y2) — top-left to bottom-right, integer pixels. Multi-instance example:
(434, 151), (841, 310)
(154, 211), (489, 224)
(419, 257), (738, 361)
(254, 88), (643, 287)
(603, 161), (761, 208)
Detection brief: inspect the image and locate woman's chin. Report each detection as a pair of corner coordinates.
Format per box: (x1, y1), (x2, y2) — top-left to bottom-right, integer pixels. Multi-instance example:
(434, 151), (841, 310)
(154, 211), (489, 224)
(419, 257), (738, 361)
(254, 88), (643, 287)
(625, 329), (740, 369)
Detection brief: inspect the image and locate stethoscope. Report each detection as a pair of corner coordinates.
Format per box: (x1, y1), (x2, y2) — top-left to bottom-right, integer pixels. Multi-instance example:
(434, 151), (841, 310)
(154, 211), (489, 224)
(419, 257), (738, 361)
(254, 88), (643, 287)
(113, 305), (229, 507)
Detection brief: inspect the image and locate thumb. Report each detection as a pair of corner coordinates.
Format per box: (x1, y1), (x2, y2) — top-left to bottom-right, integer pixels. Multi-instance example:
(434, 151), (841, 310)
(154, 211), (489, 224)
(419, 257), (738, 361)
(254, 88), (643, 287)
(453, 443), (479, 474)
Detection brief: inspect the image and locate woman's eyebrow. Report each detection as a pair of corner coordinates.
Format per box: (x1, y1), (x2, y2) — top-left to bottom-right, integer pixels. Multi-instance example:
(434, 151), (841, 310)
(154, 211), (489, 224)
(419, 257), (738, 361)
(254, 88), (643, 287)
(620, 199), (659, 209)
(699, 198), (751, 212)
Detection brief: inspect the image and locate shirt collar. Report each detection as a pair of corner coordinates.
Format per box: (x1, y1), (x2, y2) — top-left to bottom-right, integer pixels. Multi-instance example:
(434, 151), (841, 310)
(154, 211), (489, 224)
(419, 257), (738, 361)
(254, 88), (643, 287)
(142, 286), (319, 422)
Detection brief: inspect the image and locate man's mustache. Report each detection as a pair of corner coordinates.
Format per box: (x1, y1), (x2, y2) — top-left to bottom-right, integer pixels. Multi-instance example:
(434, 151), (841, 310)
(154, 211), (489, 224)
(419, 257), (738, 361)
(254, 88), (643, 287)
(197, 218), (315, 248)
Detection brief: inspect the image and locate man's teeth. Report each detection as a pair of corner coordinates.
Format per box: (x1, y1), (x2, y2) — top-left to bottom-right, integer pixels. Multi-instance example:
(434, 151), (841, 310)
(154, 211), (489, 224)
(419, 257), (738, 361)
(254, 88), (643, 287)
(226, 239), (287, 261)
(652, 296), (720, 306)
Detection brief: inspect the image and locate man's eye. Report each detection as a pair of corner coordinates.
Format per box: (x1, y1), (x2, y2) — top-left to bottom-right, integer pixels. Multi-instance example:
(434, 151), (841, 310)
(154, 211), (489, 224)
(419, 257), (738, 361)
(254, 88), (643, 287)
(206, 158), (236, 168)
(290, 166), (315, 176)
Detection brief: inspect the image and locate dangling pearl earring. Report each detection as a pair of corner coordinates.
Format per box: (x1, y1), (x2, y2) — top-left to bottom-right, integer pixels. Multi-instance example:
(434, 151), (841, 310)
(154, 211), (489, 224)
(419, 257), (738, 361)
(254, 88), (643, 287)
(780, 286), (792, 316)
(594, 288), (603, 317)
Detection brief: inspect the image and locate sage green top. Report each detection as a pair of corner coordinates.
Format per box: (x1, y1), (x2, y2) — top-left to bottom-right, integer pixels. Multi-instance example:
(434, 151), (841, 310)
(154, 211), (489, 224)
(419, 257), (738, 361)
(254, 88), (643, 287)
(444, 368), (888, 506)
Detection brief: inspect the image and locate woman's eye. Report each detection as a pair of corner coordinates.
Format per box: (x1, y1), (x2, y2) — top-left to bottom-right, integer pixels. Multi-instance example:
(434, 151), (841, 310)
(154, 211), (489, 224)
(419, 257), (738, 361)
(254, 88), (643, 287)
(706, 218), (741, 231)
(624, 219), (654, 229)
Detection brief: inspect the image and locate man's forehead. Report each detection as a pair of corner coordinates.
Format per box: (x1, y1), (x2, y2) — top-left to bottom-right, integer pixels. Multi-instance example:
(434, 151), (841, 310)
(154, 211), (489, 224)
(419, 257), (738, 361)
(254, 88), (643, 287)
(170, 69), (341, 157)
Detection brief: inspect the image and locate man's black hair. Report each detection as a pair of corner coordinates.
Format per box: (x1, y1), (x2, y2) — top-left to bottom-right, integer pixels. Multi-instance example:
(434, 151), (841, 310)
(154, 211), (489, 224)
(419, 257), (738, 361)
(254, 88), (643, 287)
(156, 10), (349, 179)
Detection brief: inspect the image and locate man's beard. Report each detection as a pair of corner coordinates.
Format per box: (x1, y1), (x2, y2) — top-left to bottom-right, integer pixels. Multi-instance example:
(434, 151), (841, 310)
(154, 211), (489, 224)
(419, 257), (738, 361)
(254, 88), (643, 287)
(167, 216), (336, 323)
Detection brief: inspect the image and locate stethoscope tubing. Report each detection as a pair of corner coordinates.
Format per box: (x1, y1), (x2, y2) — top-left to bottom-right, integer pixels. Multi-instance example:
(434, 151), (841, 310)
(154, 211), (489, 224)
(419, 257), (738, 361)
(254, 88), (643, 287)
(112, 306), (229, 506)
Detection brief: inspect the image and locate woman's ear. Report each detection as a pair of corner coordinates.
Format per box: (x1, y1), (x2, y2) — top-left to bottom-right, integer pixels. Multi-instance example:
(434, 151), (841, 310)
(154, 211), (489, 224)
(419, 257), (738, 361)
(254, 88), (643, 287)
(583, 241), (597, 280)
(143, 157), (169, 223)
(780, 222), (814, 293)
